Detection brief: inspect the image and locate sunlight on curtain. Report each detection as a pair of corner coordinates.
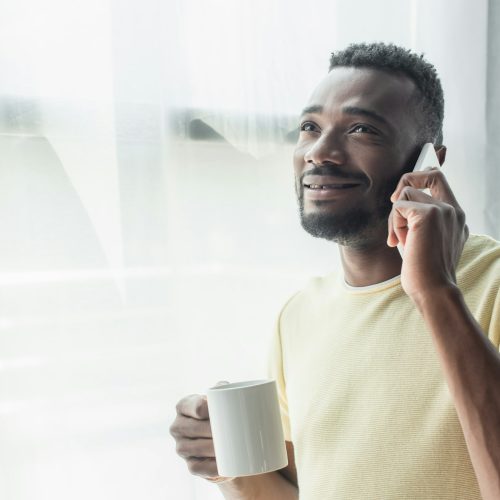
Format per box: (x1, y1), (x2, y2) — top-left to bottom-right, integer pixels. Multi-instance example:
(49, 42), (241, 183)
(0, 0), (494, 499)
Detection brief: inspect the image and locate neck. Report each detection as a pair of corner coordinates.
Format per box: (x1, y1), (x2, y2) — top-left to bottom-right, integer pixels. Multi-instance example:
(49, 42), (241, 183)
(339, 239), (402, 287)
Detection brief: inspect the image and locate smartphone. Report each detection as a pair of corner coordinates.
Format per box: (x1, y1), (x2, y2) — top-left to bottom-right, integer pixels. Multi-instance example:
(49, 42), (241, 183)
(413, 142), (441, 172)
(397, 143), (441, 256)
(412, 142), (441, 195)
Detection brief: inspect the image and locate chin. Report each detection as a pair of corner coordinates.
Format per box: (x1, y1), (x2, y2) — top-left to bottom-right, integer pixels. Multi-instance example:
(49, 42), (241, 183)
(299, 209), (388, 249)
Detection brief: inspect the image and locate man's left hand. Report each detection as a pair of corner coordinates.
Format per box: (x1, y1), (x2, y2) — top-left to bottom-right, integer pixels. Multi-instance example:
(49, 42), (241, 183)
(387, 167), (469, 300)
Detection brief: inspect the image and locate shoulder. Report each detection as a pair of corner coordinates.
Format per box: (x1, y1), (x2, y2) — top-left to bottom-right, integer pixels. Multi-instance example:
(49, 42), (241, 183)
(460, 233), (500, 260)
(457, 235), (500, 338)
(279, 271), (341, 323)
(457, 234), (500, 284)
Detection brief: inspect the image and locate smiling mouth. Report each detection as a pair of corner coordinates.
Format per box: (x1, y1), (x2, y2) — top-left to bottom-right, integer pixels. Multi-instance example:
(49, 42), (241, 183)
(304, 183), (361, 190)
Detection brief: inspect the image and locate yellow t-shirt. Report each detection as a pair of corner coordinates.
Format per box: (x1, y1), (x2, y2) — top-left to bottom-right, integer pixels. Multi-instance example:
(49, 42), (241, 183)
(268, 234), (500, 500)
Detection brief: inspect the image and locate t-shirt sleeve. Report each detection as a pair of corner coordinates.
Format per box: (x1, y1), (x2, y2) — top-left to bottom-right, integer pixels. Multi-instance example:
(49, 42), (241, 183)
(267, 309), (292, 442)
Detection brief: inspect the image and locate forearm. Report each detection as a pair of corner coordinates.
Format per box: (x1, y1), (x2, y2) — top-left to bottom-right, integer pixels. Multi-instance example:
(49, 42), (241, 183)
(413, 285), (500, 500)
(217, 471), (298, 500)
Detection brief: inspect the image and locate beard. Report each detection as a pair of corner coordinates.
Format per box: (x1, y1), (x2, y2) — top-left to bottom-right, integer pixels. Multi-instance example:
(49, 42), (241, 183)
(298, 169), (404, 249)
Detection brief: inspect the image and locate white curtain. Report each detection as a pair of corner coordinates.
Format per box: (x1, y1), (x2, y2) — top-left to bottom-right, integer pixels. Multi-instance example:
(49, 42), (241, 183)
(0, 1), (497, 499)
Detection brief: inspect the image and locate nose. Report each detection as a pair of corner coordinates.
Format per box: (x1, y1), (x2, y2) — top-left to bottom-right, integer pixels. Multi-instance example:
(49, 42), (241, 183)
(303, 131), (346, 166)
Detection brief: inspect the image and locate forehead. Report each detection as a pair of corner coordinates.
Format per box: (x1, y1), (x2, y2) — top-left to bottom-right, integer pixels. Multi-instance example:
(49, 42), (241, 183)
(306, 66), (418, 125)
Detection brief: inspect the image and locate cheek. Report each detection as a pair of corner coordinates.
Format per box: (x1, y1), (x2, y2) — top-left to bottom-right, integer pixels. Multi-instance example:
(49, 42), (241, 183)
(293, 142), (304, 159)
(366, 162), (407, 201)
(292, 148), (307, 198)
(293, 146), (305, 178)
(359, 150), (408, 182)
(293, 141), (310, 167)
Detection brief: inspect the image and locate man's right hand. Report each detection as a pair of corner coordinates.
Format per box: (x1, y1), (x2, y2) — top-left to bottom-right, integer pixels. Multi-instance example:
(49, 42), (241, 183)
(170, 385), (233, 483)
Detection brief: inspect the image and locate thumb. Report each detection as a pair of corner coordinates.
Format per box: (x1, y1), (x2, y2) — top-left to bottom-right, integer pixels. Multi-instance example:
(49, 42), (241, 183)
(202, 381), (230, 403)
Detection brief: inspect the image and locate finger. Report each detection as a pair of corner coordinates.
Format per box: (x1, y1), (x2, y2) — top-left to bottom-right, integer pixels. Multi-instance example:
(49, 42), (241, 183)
(203, 381), (230, 416)
(170, 414), (212, 439)
(396, 185), (436, 204)
(186, 457), (219, 478)
(390, 168), (458, 206)
(387, 188), (434, 248)
(176, 437), (216, 459)
(392, 205), (410, 247)
(204, 381), (230, 412)
(391, 200), (434, 243)
(387, 208), (398, 247)
(176, 395), (209, 420)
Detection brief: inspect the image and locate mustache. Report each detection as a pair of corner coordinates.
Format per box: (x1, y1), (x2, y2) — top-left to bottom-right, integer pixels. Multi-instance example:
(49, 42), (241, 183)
(299, 165), (368, 185)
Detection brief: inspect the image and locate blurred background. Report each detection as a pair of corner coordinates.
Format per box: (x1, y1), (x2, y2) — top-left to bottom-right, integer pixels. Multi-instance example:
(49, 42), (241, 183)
(0, 0), (499, 498)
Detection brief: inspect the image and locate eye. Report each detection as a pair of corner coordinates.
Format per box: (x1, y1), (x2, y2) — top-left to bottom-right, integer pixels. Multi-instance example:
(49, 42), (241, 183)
(351, 124), (376, 134)
(300, 121), (320, 133)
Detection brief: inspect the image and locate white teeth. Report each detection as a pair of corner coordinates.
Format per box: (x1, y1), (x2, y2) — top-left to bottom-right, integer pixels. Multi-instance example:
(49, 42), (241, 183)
(306, 183), (358, 190)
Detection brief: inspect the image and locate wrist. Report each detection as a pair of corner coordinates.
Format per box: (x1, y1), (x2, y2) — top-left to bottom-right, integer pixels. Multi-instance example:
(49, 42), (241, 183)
(216, 475), (262, 500)
(410, 282), (462, 313)
(206, 476), (235, 484)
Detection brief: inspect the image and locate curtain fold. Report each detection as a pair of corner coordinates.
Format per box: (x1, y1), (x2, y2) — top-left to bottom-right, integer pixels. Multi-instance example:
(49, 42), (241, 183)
(486, 0), (500, 239)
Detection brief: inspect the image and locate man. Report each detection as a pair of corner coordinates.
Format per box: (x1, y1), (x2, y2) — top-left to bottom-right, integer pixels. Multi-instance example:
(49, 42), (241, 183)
(170, 43), (500, 499)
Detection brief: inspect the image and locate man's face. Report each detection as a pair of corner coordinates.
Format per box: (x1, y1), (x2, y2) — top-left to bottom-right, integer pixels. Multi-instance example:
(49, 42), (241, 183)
(294, 66), (422, 248)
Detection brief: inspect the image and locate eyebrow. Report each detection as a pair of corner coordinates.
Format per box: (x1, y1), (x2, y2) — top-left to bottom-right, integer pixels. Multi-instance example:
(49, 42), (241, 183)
(342, 106), (391, 127)
(300, 104), (324, 117)
(300, 104), (392, 129)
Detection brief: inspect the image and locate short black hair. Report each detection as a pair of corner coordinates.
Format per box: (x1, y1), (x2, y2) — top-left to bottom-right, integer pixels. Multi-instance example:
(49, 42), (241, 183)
(329, 42), (444, 145)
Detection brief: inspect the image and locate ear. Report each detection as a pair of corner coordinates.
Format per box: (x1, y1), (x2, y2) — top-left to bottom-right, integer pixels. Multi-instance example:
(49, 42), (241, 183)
(435, 145), (447, 166)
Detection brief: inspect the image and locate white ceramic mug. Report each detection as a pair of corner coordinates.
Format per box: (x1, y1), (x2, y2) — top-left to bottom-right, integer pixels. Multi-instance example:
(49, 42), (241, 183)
(206, 379), (288, 478)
